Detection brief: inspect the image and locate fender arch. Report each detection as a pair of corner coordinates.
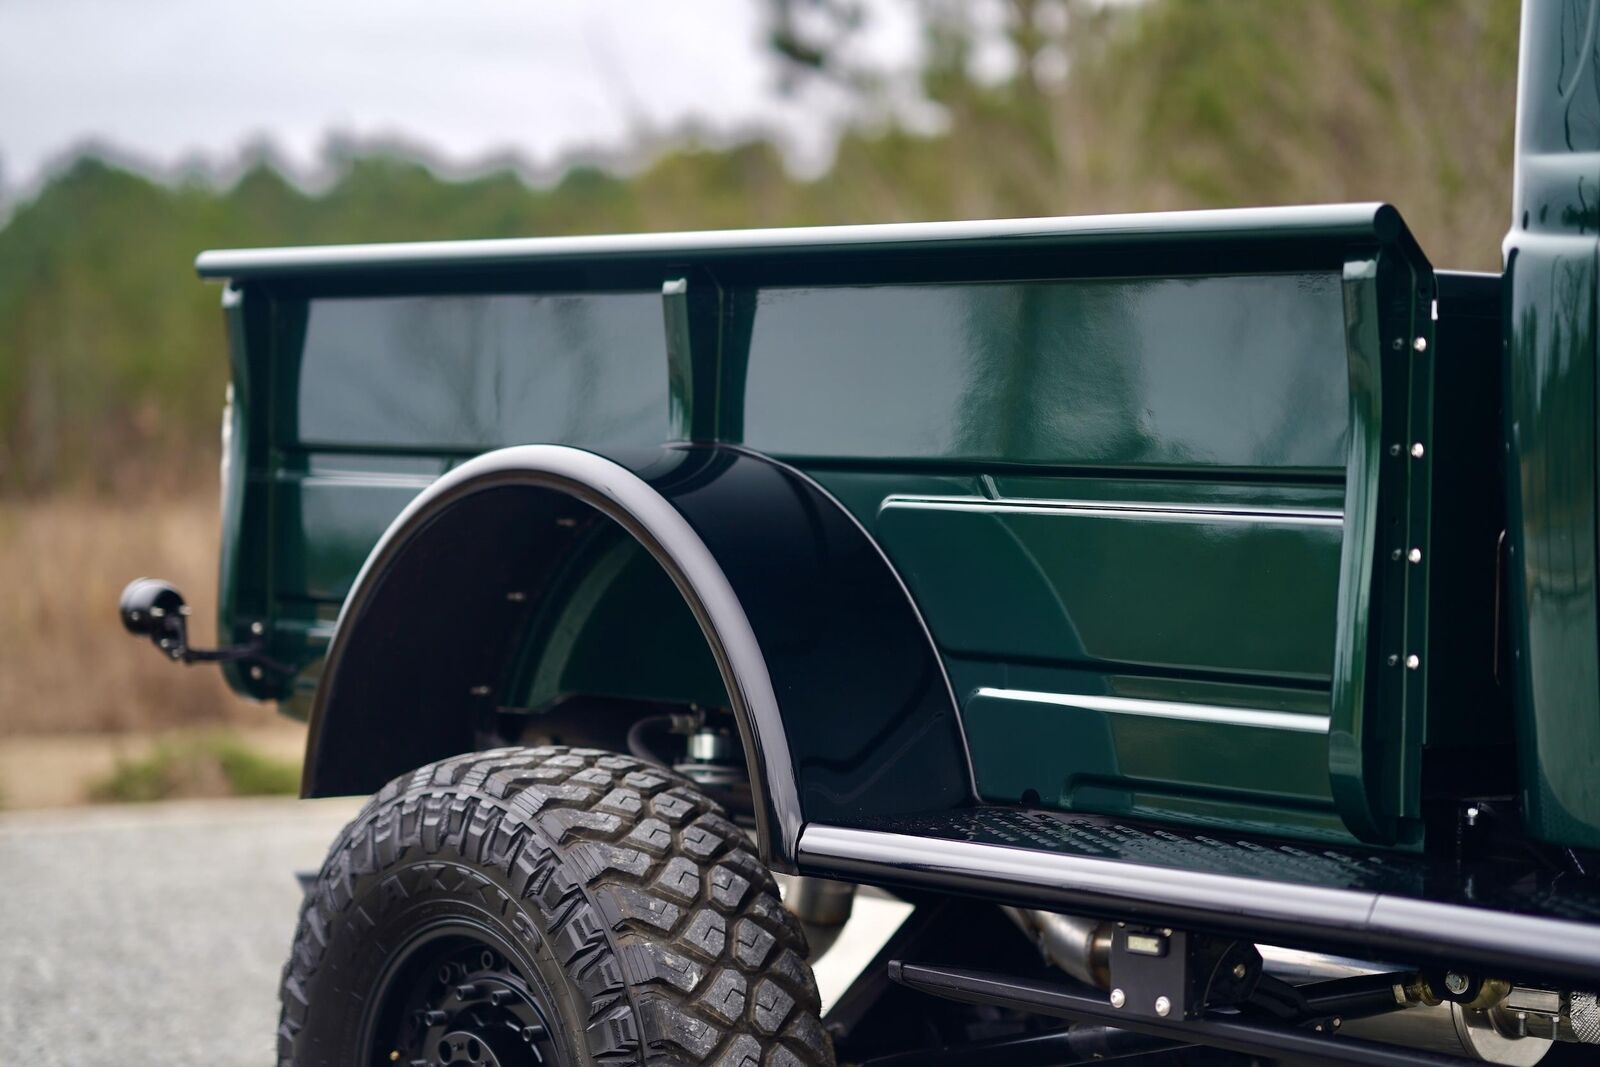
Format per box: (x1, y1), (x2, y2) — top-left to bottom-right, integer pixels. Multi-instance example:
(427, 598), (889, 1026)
(304, 443), (972, 867)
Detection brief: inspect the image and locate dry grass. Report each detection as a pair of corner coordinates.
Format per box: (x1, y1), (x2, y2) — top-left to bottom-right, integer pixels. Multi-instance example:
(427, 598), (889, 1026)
(0, 487), (263, 736)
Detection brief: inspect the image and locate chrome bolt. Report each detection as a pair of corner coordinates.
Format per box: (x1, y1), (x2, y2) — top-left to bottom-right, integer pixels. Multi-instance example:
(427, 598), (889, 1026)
(1445, 972), (1470, 996)
(1110, 988), (1126, 1009)
(1155, 996), (1172, 1017)
(1414, 336), (1428, 353)
(249, 620), (264, 635)
(1233, 963), (1249, 980)
(1391, 548), (1403, 561)
(1332, 1017), (1343, 1029)
(1465, 805), (1481, 827)
(1408, 548), (1423, 564)
(1388, 654), (1400, 667)
(1411, 442), (1426, 459)
(249, 665), (264, 681)
(1405, 654), (1421, 670)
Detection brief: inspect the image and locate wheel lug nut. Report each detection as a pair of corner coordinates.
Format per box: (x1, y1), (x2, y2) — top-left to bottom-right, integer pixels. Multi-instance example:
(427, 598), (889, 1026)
(489, 988), (516, 1006)
(523, 1023), (547, 1041)
(454, 982), (479, 998)
(423, 1010), (449, 1026)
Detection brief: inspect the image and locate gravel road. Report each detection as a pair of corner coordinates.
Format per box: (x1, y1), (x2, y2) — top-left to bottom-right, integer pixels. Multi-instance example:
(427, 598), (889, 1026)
(0, 796), (906, 1067)
(0, 796), (362, 1067)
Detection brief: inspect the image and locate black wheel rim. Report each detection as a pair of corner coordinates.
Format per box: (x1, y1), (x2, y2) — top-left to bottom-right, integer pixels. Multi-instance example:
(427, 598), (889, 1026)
(361, 922), (570, 1067)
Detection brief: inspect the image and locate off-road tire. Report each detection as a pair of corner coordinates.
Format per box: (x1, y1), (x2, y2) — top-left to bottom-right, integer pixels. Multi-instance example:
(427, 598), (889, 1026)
(278, 745), (834, 1066)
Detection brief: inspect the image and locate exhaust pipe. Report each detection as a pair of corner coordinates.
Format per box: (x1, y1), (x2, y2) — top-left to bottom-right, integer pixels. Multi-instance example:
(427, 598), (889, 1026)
(1002, 906), (1111, 989)
(783, 876), (855, 961)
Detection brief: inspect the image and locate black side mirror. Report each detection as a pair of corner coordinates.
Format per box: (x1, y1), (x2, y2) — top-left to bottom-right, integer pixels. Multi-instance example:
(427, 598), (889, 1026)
(118, 578), (290, 678)
(120, 577), (191, 660)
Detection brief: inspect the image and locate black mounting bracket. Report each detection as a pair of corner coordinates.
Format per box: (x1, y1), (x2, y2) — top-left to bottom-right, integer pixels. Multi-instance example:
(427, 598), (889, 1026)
(1106, 924), (1260, 1021)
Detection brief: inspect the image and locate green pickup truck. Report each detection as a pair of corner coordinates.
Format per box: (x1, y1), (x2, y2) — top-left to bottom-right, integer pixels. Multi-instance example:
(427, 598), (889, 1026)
(122, 3), (1600, 1064)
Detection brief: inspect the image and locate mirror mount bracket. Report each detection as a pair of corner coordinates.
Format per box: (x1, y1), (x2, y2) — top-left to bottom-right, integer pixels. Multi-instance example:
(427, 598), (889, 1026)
(119, 577), (293, 677)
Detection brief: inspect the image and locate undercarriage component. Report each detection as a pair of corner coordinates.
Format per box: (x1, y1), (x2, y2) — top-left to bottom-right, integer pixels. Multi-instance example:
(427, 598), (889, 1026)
(1003, 907), (1590, 1064)
(888, 960), (1479, 1067)
(783, 876), (855, 962)
(1003, 907), (1111, 988)
(1572, 990), (1600, 1043)
(1104, 924), (1260, 1021)
(855, 1022), (1181, 1066)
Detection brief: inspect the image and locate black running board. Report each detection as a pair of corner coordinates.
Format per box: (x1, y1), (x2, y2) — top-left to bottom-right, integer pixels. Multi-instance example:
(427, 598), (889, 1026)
(888, 961), (1481, 1067)
(796, 813), (1600, 985)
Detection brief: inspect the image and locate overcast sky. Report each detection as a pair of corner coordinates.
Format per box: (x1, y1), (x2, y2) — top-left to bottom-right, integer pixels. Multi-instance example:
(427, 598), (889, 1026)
(0, 0), (927, 198)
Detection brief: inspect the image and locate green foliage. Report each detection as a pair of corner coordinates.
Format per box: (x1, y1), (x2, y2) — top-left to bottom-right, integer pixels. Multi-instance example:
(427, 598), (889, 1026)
(88, 734), (300, 803)
(0, 0), (1520, 493)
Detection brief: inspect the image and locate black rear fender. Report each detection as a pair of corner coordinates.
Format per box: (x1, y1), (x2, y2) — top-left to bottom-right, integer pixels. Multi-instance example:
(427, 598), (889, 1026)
(304, 443), (972, 868)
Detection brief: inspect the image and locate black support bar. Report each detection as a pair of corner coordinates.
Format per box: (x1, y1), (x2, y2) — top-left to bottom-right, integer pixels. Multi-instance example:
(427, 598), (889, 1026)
(887, 961), (1485, 1067)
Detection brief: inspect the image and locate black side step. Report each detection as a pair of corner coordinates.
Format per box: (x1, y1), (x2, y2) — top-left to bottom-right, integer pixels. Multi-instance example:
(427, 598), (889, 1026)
(798, 813), (1600, 984)
(888, 960), (1483, 1067)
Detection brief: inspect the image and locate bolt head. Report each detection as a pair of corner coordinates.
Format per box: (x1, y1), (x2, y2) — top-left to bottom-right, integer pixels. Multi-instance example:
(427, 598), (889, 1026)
(1465, 805), (1481, 826)
(1110, 988), (1126, 1009)
(250, 620), (264, 635)
(1445, 972), (1470, 995)
(1155, 995), (1172, 1017)
(249, 664), (264, 681)
(1408, 548), (1423, 564)
(1405, 654), (1421, 670)
(1411, 442), (1426, 459)
(1233, 962), (1249, 980)
(1414, 336), (1428, 352)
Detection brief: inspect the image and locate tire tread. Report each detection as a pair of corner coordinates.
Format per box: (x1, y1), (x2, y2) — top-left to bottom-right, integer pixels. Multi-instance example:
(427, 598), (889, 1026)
(279, 745), (832, 1067)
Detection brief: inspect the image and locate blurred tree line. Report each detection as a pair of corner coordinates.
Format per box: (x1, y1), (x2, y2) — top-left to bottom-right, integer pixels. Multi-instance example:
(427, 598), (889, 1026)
(0, 0), (1518, 495)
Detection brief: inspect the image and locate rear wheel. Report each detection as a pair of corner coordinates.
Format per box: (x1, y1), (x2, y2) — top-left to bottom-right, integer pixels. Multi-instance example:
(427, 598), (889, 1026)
(279, 746), (834, 1067)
